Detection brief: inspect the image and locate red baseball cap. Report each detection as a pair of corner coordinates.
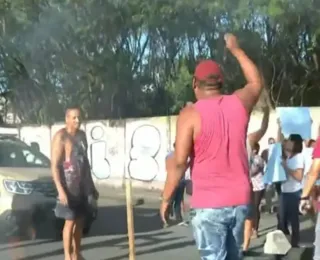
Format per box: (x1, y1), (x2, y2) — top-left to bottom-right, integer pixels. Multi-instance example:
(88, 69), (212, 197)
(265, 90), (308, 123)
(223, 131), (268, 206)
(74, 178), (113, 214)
(194, 59), (223, 84)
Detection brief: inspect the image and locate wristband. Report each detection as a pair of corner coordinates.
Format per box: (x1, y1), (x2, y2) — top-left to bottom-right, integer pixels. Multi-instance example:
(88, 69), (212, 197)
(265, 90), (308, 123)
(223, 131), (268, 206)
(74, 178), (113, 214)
(300, 196), (309, 201)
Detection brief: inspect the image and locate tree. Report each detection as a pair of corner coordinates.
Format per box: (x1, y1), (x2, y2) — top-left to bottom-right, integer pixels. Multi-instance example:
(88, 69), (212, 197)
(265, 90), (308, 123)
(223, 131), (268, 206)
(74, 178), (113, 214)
(0, 0), (319, 124)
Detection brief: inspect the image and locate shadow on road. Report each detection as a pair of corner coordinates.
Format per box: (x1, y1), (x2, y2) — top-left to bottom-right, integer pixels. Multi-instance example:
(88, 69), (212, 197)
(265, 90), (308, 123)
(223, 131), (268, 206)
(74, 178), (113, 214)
(242, 214), (316, 260)
(19, 230), (186, 260)
(88, 205), (163, 237)
(5, 207), (316, 260)
(102, 239), (195, 260)
(1, 204), (174, 260)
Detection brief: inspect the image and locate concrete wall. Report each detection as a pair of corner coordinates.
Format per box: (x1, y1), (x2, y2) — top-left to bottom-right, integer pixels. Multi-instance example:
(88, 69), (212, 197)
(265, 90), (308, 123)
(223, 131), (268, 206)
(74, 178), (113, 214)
(1, 108), (320, 190)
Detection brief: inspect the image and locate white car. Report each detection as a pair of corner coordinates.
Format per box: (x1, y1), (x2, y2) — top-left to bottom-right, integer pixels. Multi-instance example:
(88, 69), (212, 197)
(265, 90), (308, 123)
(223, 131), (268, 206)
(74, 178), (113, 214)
(0, 135), (96, 240)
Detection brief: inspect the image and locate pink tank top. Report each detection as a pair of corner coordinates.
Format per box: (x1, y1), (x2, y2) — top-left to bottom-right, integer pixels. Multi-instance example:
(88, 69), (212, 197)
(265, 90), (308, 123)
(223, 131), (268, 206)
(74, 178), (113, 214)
(190, 94), (251, 208)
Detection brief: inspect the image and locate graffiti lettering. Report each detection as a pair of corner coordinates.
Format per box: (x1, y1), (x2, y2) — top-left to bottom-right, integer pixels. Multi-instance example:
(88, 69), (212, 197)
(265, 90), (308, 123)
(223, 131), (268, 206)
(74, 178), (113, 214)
(88, 125), (111, 179)
(128, 124), (161, 181)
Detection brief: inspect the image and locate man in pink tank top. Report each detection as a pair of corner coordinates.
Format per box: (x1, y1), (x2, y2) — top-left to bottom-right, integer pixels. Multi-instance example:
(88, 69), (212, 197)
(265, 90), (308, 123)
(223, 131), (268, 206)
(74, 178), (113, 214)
(160, 34), (264, 260)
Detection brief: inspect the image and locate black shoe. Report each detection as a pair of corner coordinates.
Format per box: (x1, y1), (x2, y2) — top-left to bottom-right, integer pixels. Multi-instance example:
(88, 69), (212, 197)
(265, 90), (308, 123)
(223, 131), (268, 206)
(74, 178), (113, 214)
(283, 229), (290, 235)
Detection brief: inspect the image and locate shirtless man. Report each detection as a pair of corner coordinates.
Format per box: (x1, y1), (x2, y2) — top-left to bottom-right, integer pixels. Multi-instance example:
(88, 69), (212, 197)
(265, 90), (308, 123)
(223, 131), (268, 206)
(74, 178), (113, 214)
(51, 107), (98, 260)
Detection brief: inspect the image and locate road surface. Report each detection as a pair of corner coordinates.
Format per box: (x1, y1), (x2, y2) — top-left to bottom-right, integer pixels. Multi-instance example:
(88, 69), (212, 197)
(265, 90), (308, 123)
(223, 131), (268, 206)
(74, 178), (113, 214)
(0, 197), (315, 260)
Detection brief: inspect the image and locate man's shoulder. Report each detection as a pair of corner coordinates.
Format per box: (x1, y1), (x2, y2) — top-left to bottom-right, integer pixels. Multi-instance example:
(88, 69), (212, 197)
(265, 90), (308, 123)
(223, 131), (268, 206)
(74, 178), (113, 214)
(53, 128), (65, 140)
(77, 129), (86, 134)
(77, 129), (86, 138)
(179, 104), (196, 116)
(177, 105), (198, 128)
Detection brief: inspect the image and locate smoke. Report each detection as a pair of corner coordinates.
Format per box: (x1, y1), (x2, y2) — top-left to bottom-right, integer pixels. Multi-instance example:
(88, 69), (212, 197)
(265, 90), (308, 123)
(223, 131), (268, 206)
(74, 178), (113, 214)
(1, 2), (89, 122)
(9, 4), (77, 73)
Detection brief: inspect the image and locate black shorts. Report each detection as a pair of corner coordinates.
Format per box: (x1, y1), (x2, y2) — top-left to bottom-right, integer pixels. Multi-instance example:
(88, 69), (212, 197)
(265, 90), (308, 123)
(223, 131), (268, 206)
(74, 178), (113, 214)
(54, 199), (88, 220)
(246, 204), (254, 219)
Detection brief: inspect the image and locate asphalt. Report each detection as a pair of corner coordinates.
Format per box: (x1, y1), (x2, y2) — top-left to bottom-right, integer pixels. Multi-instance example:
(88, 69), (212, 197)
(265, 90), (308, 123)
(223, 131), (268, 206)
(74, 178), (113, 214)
(0, 194), (315, 260)
(97, 186), (161, 203)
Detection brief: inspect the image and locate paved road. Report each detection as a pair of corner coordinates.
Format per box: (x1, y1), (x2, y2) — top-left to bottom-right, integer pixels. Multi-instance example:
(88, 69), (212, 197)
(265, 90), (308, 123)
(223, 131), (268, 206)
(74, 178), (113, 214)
(0, 197), (315, 260)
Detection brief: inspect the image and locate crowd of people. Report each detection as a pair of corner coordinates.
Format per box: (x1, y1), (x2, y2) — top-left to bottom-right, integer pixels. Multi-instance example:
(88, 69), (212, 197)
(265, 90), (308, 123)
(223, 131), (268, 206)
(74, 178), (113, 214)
(161, 33), (320, 260)
(164, 117), (320, 256)
(49, 32), (320, 260)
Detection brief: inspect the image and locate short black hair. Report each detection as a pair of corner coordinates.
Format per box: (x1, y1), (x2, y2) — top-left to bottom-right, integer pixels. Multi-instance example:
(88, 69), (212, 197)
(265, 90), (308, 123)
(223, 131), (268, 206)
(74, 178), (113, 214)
(288, 134), (303, 154)
(268, 137), (275, 143)
(195, 74), (223, 90)
(66, 105), (80, 111)
(308, 139), (316, 147)
(253, 142), (260, 153)
(65, 105), (81, 116)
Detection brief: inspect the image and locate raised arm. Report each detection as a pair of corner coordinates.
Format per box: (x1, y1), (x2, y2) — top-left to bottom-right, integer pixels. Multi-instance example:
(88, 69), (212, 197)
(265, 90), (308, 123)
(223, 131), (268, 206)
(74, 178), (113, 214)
(248, 106), (270, 147)
(225, 33), (263, 113)
(277, 119), (285, 143)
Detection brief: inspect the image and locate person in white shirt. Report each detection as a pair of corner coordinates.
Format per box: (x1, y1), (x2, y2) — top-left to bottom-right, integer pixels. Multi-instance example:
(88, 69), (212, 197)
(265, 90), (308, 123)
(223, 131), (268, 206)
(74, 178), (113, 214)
(280, 134), (304, 247)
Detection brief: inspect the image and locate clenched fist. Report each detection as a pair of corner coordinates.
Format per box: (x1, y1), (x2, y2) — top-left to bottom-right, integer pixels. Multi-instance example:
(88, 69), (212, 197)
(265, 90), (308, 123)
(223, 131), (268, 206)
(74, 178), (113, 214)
(224, 33), (240, 51)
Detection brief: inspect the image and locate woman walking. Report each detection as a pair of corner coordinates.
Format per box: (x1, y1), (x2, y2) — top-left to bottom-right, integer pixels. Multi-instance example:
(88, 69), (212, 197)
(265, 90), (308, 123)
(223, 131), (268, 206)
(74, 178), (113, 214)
(250, 143), (265, 237)
(243, 143), (265, 253)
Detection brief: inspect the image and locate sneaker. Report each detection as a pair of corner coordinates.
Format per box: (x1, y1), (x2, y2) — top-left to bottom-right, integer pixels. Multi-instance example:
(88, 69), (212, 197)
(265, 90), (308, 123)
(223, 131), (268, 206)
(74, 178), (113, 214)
(177, 221), (188, 226)
(163, 223), (169, 228)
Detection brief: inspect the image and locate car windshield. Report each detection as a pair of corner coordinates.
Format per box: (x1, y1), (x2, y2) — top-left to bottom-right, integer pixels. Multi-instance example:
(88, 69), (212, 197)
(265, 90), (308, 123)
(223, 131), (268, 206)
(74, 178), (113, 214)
(0, 137), (50, 168)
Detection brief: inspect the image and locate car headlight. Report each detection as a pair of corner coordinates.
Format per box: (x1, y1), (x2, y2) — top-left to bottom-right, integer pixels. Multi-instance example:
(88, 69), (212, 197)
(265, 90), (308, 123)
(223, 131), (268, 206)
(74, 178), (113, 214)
(3, 180), (33, 195)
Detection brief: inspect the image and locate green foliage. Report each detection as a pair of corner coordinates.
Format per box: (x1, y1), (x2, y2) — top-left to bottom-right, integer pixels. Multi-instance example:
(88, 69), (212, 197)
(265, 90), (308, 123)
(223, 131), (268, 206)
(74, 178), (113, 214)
(0, 0), (319, 124)
(165, 62), (194, 113)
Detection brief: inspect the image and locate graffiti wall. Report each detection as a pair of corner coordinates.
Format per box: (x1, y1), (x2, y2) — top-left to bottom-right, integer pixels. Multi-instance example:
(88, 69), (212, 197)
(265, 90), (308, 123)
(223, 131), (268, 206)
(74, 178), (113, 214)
(16, 116), (172, 185)
(0, 108), (319, 188)
(85, 120), (125, 180)
(125, 117), (170, 182)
